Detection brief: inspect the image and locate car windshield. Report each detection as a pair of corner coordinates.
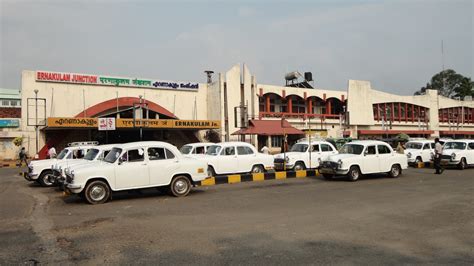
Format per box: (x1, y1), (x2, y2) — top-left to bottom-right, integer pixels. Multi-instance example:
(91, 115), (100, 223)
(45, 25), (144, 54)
(444, 142), (466, 150)
(179, 145), (193, 155)
(340, 144), (364, 155)
(104, 147), (123, 163)
(84, 148), (99, 161)
(290, 144), (308, 152)
(405, 142), (422, 149)
(206, 145), (221, 156)
(57, 149), (69, 160)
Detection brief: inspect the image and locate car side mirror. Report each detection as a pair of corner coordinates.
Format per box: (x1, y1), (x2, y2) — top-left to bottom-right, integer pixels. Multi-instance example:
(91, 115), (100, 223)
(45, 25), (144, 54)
(118, 158), (123, 165)
(364, 150), (368, 156)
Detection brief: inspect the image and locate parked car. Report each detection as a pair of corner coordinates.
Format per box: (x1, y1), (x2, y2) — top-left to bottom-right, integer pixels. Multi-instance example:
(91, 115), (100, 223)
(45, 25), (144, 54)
(319, 140), (408, 181)
(23, 143), (98, 187)
(440, 139), (474, 170)
(52, 144), (119, 186)
(404, 140), (435, 165)
(202, 142), (274, 176)
(273, 140), (338, 171)
(179, 142), (213, 156)
(62, 141), (208, 204)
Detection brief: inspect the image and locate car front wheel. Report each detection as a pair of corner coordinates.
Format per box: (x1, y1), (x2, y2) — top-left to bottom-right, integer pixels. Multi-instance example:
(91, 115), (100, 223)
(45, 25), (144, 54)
(294, 162), (305, 171)
(84, 180), (110, 204)
(170, 176), (191, 197)
(207, 166), (216, 177)
(251, 165), (264, 173)
(348, 166), (361, 182)
(38, 170), (55, 187)
(388, 164), (401, 178)
(458, 158), (467, 170)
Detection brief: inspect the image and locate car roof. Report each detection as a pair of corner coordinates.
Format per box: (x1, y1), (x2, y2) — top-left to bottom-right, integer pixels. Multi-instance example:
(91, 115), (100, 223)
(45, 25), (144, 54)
(215, 141), (254, 146)
(118, 141), (178, 150)
(444, 139), (474, 143)
(64, 145), (98, 150)
(183, 142), (214, 146)
(406, 140), (434, 143)
(93, 144), (122, 150)
(349, 140), (391, 146)
(294, 140), (331, 145)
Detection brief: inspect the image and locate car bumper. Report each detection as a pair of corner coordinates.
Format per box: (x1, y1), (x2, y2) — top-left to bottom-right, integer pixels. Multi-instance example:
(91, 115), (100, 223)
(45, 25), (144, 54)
(319, 167), (349, 176)
(440, 159), (460, 166)
(64, 183), (83, 194)
(23, 172), (38, 181)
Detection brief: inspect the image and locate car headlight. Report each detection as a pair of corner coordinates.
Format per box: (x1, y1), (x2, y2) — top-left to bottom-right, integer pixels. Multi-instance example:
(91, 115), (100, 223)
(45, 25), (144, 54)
(451, 153), (456, 160)
(318, 158), (322, 164)
(407, 152), (412, 158)
(337, 159), (343, 168)
(285, 156), (290, 163)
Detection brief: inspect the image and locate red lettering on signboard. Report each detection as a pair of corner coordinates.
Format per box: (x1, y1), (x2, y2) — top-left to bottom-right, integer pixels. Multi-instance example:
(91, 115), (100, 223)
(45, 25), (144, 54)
(37, 71), (98, 84)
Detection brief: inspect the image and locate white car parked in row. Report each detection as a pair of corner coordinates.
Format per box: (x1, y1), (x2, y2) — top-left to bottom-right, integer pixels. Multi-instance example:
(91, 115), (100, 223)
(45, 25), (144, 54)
(319, 140), (408, 181)
(24, 143), (98, 187)
(179, 142), (213, 157)
(273, 140), (338, 171)
(404, 140), (435, 165)
(202, 142), (274, 176)
(62, 141), (209, 204)
(53, 144), (119, 186)
(440, 139), (474, 170)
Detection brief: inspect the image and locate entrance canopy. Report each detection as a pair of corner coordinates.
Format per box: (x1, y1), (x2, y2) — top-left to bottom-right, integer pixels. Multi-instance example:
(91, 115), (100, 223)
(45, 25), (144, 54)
(232, 119), (304, 136)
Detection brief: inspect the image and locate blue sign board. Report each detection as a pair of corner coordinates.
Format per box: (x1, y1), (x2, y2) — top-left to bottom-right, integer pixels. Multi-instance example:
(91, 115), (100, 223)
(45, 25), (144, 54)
(0, 119), (20, 128)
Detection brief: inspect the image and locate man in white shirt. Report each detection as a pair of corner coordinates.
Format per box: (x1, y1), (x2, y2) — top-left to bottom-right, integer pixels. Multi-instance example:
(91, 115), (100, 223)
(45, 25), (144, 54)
(48, 146), (57, 159)
(434, 138), (444, 174)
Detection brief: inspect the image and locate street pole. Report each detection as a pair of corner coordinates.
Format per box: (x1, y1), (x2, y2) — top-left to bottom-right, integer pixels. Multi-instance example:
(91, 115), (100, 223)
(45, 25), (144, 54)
(139, 95), (143, 141)
(34, 89), (39, 155)
(308, 116), (312, 169)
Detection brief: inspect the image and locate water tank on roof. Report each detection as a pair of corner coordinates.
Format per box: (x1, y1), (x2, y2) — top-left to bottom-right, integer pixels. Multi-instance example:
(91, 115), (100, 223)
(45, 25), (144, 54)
(285, 71), (301, 81)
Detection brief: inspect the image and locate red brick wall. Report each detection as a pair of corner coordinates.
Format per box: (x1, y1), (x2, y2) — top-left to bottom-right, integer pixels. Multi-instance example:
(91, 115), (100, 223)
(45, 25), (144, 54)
(0, 108), (21, 118)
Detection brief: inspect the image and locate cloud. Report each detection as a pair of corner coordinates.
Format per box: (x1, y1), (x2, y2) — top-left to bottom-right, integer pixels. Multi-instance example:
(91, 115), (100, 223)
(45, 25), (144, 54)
(0, 0), (472, 96)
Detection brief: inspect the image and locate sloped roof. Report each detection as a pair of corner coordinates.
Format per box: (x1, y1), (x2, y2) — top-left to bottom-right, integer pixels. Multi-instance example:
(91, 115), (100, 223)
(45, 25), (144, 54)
(232, 119), (304, 136)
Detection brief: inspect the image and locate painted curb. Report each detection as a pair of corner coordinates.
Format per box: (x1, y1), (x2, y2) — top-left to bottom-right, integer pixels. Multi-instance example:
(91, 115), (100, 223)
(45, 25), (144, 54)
(197, 170), (320, 186)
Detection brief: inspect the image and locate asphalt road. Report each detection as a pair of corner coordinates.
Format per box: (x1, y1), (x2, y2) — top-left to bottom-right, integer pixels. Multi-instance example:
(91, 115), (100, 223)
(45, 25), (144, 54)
(1, 166), (473, 265)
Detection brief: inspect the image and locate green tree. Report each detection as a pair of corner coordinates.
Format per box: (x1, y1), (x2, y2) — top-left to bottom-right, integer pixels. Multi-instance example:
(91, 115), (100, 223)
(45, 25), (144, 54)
(414, 69), (473, 99)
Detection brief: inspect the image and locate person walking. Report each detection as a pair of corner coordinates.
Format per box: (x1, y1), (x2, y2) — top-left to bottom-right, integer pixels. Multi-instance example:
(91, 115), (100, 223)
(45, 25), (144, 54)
(18, 147), (28, 167)
(434, 138), (444, 174)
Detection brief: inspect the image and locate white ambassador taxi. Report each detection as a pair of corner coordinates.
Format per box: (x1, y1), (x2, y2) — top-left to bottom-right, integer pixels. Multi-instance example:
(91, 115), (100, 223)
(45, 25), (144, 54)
(53, 144), (119, 186)
(179, 142), (213, 156)
(273, 140), (338, 171)
(440, 139), (474, 170)
(404, 139), (435, 165)
(62, 141), (208, 204)
(201, 142), (274, 176)
(23, 143), (98, 187)
(319, 140), (408, 181)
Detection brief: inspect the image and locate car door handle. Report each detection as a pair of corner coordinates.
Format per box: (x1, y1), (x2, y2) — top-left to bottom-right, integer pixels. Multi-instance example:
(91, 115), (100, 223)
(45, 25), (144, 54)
(141, 163), (147, 166)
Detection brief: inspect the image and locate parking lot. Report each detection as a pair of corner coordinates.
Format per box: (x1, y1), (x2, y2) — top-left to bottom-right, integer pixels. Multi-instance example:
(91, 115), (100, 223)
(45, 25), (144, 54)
(1, 167), (473, 265)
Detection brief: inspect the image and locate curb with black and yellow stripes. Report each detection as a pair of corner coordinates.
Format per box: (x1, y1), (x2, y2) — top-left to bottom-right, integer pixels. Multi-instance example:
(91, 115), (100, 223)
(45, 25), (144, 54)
(197, 170), (319, 186)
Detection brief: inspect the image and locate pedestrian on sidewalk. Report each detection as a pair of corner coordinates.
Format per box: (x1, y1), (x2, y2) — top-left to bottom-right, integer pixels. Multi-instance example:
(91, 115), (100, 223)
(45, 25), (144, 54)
(18, 147), (28, 167)
(434, 138), (444, 174)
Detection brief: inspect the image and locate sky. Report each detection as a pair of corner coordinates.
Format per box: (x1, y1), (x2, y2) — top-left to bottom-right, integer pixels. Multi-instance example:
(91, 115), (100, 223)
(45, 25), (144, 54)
(0, 0), (472, 95)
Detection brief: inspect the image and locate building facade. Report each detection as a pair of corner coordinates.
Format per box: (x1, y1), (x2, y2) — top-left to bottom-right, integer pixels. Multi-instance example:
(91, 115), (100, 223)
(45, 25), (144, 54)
(11, 64), (474, 159)
(0, 88), (22, 159)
